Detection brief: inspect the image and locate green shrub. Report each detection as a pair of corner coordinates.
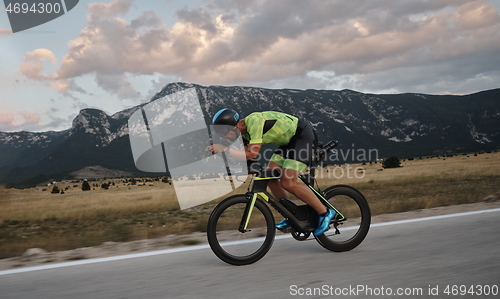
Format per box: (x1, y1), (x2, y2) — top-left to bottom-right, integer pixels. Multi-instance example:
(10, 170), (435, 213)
(51, 185), (60, 194)
(382, 155), (401, 169)
(82, 180), (91, 191)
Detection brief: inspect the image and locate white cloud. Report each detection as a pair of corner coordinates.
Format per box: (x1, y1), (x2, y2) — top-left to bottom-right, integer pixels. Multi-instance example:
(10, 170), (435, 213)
(94, 72), (141, 99)
(18, 48), (84, 96)
(0, 106), (42, 131)
(19, 49), (57, 80)
(87, 0), (134, 17)
(0, 28), (13, 36)
(18, 0), (500, 97)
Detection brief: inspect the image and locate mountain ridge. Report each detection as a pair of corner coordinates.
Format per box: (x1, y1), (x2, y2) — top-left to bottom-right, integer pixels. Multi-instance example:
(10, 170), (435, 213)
(1, 83), (499, 186)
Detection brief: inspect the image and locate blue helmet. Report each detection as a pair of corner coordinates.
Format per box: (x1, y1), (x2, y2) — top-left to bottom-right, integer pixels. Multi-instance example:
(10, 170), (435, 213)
(212, 108), (239, 126)
(212, 108), (240, 136)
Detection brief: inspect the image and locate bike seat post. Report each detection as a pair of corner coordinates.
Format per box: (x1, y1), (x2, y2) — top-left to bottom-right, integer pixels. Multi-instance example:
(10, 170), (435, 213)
(309, 167), (316, 179)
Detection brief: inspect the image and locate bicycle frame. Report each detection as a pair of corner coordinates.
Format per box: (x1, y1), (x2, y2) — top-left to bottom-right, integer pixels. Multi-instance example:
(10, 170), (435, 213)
(238, 169), (346, 234)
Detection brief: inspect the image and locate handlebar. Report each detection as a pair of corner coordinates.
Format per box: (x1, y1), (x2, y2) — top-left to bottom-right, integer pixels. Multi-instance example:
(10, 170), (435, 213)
(315, 140), (338, 162)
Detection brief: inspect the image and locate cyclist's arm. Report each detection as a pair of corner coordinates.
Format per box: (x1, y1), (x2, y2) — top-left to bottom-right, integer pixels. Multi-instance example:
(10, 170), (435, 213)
(242, 143), (261, 160)
(208, 143), (262, 160)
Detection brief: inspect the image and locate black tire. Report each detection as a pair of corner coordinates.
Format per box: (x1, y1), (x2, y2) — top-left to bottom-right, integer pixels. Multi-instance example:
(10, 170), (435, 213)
(315, 185), (370, 252)
(207, 194), (276, 265)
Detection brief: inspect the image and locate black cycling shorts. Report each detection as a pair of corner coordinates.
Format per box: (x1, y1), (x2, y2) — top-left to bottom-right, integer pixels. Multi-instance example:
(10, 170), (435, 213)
(270, 120), (317, 172)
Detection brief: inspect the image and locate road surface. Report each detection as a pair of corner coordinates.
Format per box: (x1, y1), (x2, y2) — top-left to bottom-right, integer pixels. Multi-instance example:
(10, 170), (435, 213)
(1, 209), (499, 298)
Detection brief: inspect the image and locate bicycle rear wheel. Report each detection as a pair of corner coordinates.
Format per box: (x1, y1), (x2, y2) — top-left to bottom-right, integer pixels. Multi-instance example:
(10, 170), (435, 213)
(315, 185), (370, 252)
(207, 194), (275, 265)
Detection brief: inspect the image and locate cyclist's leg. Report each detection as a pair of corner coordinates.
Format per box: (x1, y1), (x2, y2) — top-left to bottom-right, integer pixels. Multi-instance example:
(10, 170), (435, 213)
(267, 155), (288, 199)
(280, 157), (336, 235)
(280, 167), (327, 214)
(278, 124), (327, 214)
(267, 155), (291, 229)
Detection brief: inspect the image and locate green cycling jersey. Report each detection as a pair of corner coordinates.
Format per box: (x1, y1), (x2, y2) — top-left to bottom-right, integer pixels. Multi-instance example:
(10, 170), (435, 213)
(242, 111), (299, 145)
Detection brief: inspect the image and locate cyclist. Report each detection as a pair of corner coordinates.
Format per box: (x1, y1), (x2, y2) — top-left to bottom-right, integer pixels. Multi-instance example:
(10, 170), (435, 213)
(207, 108), (336, 236)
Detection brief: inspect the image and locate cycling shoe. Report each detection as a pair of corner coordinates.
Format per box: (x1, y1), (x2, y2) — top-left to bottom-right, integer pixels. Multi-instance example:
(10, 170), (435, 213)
(314, 208), (336, 236)
(275, 218), (291, 229)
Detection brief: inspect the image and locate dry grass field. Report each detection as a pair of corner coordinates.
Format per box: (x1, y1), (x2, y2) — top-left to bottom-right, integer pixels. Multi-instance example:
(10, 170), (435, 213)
(315, 152), (500, 215)
(1, 151), (499, 259)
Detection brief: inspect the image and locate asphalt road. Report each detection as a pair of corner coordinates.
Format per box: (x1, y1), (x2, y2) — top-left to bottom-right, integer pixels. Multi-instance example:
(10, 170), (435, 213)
(1, 209), (499, 299)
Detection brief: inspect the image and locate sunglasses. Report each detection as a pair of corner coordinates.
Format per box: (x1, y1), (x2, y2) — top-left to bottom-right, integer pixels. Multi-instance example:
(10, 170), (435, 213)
(215, 126), (234, 137)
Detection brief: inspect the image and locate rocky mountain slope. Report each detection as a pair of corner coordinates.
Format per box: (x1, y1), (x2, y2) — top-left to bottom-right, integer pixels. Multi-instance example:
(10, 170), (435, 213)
(1, 83), (499, 185)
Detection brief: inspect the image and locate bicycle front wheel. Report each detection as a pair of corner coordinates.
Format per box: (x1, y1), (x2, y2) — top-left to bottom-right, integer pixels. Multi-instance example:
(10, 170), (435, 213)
(315, 185), (371, 252)
(207, 194), (276, 265)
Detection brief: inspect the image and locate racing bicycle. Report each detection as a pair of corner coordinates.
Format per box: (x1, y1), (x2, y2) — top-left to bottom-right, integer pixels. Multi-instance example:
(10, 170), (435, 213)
(206, 140), (371, 265)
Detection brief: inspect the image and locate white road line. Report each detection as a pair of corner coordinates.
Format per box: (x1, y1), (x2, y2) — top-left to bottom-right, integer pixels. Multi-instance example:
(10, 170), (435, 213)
(1, 207), (499, 276)
(0, 245), (210, 276)
(370, 208), (500, 228)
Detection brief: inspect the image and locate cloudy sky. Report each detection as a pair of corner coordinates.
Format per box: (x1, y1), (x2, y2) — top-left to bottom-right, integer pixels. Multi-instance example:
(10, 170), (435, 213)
(1, 0), (500, 132)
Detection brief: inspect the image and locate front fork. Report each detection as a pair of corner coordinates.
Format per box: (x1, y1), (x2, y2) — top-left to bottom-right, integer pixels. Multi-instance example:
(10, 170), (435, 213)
(238, 192), (257, 233)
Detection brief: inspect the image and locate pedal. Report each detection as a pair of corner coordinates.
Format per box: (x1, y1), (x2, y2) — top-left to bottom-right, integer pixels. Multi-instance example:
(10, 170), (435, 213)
(278, 227), (292, 233)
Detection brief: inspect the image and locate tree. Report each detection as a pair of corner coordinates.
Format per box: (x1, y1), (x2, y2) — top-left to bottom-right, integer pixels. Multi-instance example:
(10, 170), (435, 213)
(82, 180), (91, 191)
(382, 155), (401, 169)
(51, 185), (60, 194)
